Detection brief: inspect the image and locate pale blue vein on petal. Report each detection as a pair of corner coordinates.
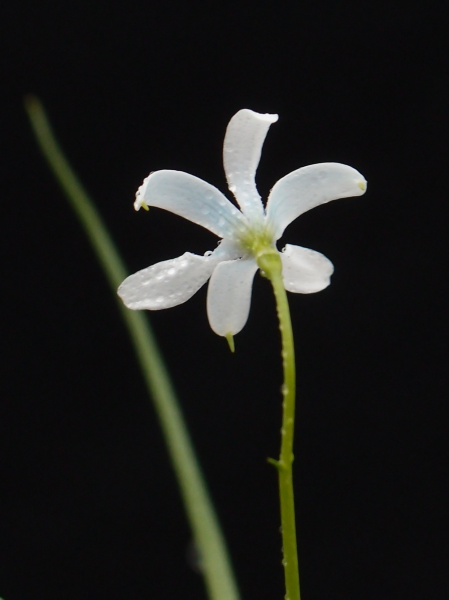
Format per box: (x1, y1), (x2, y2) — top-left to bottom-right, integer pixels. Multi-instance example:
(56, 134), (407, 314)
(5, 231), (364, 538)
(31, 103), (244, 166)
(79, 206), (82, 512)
(137, 170), (248, 240)
(223, 109), (278, 224)
(266, 163), (367, 240)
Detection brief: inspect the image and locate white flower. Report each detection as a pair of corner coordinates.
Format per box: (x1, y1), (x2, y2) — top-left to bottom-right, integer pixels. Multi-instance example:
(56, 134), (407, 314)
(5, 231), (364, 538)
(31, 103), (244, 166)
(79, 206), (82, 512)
(118, 109), (367, 338)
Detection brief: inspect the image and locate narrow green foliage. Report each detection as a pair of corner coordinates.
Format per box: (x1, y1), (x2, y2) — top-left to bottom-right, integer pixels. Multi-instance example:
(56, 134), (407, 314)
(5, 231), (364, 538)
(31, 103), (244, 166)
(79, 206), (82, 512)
(24, 96), (240, 600)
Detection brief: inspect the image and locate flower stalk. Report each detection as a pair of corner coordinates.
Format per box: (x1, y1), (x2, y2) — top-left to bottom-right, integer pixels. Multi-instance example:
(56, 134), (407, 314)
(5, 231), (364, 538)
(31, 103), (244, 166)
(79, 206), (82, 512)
(259, 250), (300, 600)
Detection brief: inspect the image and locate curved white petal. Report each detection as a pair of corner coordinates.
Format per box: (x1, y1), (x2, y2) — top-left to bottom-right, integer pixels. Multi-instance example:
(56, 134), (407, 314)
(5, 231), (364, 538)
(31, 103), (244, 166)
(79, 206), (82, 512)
(266, 163), (367, 240)
(281, 244), (334, 294)
(135, 170), (248, 240)
(207, 257), (259, 336)
(210, 238), (244, 261)
(118, 252), (218, 310)
(223, 109), (278, 223)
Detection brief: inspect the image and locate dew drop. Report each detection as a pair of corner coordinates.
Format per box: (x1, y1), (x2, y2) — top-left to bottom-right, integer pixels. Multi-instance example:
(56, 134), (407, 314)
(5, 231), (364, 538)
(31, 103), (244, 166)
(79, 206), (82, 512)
(281, 384), (289, 396)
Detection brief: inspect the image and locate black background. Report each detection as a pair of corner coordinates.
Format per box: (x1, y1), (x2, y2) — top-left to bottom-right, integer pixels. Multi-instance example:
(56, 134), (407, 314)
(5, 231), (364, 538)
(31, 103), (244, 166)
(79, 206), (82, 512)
(1, 2), (447, 599)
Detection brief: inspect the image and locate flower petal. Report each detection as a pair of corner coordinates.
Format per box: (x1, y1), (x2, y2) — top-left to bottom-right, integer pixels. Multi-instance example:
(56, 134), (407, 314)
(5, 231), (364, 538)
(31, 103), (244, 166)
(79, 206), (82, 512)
(207, 257), (259, 336)
(223, 109), (278, 223)
(135, 170), (248, 240)
(118, 252), (218, 310)
(281, 244), (334, 294)
(266, 163), (367, 240)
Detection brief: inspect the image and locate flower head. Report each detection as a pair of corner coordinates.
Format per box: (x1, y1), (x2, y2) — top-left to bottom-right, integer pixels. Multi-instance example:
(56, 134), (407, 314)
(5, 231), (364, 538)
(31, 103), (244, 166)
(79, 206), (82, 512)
(118, 109), (367, 338)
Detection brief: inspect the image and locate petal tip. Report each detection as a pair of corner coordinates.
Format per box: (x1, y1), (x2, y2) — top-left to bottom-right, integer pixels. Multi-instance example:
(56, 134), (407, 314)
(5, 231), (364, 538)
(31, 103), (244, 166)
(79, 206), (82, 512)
(358, 179), (367, 193)
(133, 196), (148, 211)
(259, 112), (279, 124)
(236, 108), (278, 124)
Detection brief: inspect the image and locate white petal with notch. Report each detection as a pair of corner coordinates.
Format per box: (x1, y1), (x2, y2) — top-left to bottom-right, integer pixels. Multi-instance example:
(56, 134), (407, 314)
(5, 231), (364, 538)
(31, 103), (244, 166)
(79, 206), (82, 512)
(266, 163), (367, 240)
(281, 244), (334, 294)
(134, 170), (248, 240)
(207, 257), (259, 336)
(223, 109), (278, 223)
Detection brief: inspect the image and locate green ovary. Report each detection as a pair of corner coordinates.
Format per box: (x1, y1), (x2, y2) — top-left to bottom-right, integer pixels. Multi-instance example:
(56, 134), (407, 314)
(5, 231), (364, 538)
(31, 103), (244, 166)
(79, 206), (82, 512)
(238, 225), (278, 264)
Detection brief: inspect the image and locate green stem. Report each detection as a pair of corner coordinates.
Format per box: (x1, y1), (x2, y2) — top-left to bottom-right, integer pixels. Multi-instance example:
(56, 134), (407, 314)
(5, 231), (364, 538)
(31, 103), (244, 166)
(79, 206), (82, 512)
(24, 96), (240, 600)
(258, 251), (301, 600)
